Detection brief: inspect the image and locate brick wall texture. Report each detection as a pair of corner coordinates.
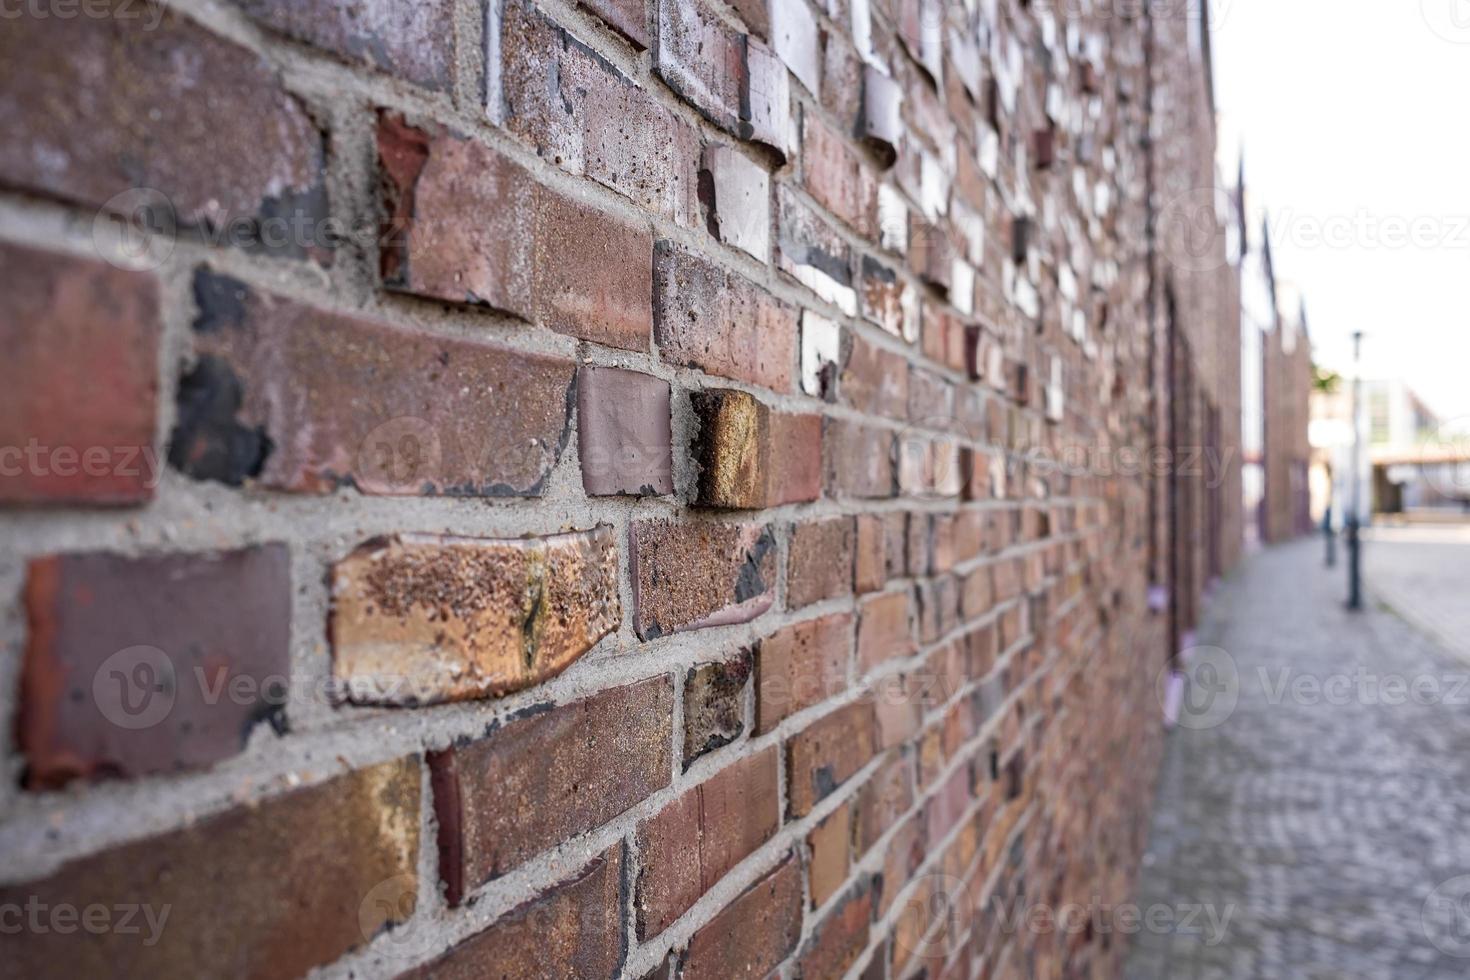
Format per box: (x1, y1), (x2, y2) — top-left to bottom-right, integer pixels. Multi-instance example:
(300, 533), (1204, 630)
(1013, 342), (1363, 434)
(0, 1), (1248, 978)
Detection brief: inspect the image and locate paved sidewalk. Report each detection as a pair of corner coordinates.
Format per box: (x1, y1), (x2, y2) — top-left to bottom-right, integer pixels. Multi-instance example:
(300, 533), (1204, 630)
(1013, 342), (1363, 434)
(1126, 538), (1470, 980)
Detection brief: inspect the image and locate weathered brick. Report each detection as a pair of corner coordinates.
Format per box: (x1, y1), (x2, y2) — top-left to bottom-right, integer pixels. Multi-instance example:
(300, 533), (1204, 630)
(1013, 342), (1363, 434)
(690, 389), (821, 509)
(401, 844), (624, 979)
(170, 271), (575, 496)
(854, 514), (888, 593)
(823, 420), (894, 499)
(236, 0), (456, 89)
(801, 309), (843, 401)
(808, 800), (852, 907)
(770, 0), (822, 97)
(654, 0), (745, 132)
(854, 751), (916, 854)
(631, 519), (777, 639)
(0, 244), (160, 506)
(801, 880), (875, 978)
(802, 108), (879, 239)
(654, 240), (798, 391)
(821, 30), (864, 132)
(683, 651), (753, 766)
(743, 37), (795, 157)
(777, 184), (858, 315)
(787, 699), (877, 816)
(859, 66), (904, 166)
(19, 546), (289, 789)
(699, 144), (771, 262)
(494, 0), (698, 224)
(859, 255), (919, 340)
(378, 115), (653, 350)
(0, 758), (419, 979)
(578, 367), (674, 496)
(430, 677), (673, 900)
(842, 333), (910, 420)
(754, 613), (852, 734)
(636, 747), (779, 938)
(580, 0), (649, 47)
(857, 589), (916, 672)
(788, 517), (856, 608)
(0, 6), (326, 249)
(331, 527), (620, 706)
(680, 856), (803, 979)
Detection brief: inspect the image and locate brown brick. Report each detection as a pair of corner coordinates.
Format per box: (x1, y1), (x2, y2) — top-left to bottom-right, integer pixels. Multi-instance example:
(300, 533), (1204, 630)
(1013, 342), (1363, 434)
(808, 801), (852, 907)
(788, 517), (856, 609)
(636, 747), (779, 938)
(430, 677), (673, 900)
(580, 0), (649, 47)
(680, 855), (803, 979)
(631, 520), (778, 639)
(237, 0), (456, 89)
(842, 333), (911, 420)
(754, 613), (852, 734)
(494, 0), (698, 225)
(699, 143), (771, 262)
(171, 271), (575, 496)
(0, 6), (326, 249)
(0, 758), (419, 979)
(802, 109), (878, 239)
(331, 527), (620, 706)
(801, 880), (875, 978)
(960, 565), (994, 622)
(787, 700), (876, 816)
(683, 652), (753, 766)
(402, 844), (624, 979)
(872, 673), (922, 749)
(876, 812), (925, 918)
(0, 244), (160, 506)
(823, 420), (894, 499)
(690, 390), (821, 509)
(854, 515), (888, 593)
(578, 367), (674, 496)
(378, 115), (653, 349)
(854, 752), (916, 854)
(654, 240), (797, 391)
(19, 546), (289, 790)
(857, 590), (916, 672)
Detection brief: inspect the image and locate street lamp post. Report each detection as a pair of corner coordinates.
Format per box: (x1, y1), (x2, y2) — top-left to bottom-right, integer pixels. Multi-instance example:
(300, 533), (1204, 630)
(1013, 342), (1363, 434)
(1346, 331), (1364, 611)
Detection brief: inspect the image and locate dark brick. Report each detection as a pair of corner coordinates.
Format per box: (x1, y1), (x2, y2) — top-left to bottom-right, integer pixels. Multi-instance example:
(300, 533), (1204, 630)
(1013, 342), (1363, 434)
(631, 520), (777, 639)
(578, 367), (674, 496)
(636, 747), (779, 938)
(683, 652), (753, 766)
(754, 613), (852, 734)
(788, 517), (856, 609)
(170, 271), (575, 496)
(430, 677), (673, 900)
(787, 700), (877, 816)
(690, 389), (821, 509)
(19, 546), (289, 789)
(680, 856), (803, 979)
(580, 0), (649, 47)
(0, 758), (419, 979)
(331, 528), (621, 706)
(235, 0), (456, 89)
(0, 243), (160, 506)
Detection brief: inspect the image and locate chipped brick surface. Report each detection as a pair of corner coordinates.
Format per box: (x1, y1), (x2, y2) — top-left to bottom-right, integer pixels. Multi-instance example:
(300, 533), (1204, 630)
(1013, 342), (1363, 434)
(690, 389), (821, 509)
(683, 651), (752, 766)
(19, 546), (290, 789)
(578, 366), (674, 496)
(631, 519), (777, 638)
(331, 527), (620, 706)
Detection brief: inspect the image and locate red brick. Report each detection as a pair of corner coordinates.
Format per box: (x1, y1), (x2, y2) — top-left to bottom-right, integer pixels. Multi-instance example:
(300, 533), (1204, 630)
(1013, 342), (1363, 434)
(854, 515), (888, 593)
(842, 333), (911, 420)
(960, 566), (994, 622)
(927, 763), (973, 843)
(494, 0), (698, 224)
(0, 7), (326, 247)
(401, 844), (624, 979)
(19, 546), (289, 789)
(683, 651), (753, 766)
(915, 575), (960, 643)
(872, 673), (922, 749)
(801, 879), (875, 978)
(854, 752), (916, 854)
(631, 519), (777, 639)
(787, 699), (877, 816)
(170, 271), (575, 496)
(823, 420), (894, 499)
(654, 240), (797, 391)
(802, 109), (879, 239)
(330, 528), (620, 706)
(876, 813), (925, 917)
(699, 143), (771, 262)
(636, 747), (779, 938)
(754, 613), (852, 734)
(378, 115), (653, 349)
(788, 517), (856, 609)
(578, 366), (674, 496)
(859, 255), (918, 340)
(430, 677), (672, 900)
(690, 390), (821, 509)
(238, 0), (456, 89)
(0, 244), (160, 506)
(680, 856), (803, 979)
(857, 590), (917, 672)
(808, 801), (852, 907)
(580, 0), (649, 47)
(0, 758), (419, 979)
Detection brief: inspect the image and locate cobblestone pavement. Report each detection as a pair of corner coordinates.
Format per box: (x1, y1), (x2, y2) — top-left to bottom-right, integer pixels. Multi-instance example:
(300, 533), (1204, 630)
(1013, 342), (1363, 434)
(1365, 523), (1470, 664)
(1126, 536), (1470, 980)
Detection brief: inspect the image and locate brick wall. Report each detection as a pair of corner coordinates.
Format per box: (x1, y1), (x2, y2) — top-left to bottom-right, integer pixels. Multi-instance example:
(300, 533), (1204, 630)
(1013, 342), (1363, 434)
(0, 1), (1240, 977)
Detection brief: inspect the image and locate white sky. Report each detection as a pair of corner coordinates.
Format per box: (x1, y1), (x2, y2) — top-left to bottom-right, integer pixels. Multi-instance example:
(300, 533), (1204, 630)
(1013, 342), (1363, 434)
(1211, 0), (1470, 422)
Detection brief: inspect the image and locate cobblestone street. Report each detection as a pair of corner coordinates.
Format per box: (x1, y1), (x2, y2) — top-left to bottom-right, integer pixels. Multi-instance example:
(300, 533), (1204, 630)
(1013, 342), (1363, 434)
(1127, 531), (1470, 979)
